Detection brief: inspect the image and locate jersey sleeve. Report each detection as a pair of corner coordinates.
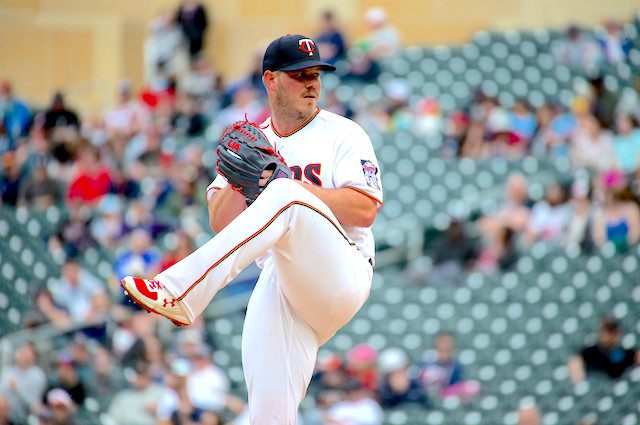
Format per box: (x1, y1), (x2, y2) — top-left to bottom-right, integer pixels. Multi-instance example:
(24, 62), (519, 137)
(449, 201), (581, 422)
(332, 123), (383, 210)
(205, 174), (228, 202)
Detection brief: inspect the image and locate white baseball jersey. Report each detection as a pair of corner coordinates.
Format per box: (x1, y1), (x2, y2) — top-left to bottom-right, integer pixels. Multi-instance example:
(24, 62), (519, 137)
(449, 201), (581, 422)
(209, 108), (383, 261)
(128, 108), (382, 424)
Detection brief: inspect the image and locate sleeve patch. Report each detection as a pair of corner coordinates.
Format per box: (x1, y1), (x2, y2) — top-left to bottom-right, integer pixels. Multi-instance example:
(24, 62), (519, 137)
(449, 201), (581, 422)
(361, 160), (380, 190)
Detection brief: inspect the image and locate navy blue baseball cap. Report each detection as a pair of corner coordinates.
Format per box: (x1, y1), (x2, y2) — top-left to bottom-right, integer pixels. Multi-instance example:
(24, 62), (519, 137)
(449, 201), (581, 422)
(262, 34), (336, 74)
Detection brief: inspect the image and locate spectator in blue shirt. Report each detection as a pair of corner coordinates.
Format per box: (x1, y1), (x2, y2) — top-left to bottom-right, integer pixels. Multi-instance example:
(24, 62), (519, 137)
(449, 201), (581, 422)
(315, 10), (347, 65)
(0, 80), (31, 151)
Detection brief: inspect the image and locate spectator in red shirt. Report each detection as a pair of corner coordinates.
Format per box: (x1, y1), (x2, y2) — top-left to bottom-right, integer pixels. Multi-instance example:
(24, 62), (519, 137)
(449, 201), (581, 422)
(66, 143), (112, 205)
(345, 344), (379, 393)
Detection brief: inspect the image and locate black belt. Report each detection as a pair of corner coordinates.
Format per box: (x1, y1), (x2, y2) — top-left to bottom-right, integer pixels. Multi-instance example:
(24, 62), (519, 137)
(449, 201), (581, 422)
(368, 258), (374, 268)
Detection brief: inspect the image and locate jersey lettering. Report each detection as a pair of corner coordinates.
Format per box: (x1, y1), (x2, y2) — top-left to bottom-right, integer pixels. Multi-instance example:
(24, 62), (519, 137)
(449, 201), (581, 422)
(304, 164), (322, 186)
(289, 164), (322, 186)
(290, 165), (303, 181)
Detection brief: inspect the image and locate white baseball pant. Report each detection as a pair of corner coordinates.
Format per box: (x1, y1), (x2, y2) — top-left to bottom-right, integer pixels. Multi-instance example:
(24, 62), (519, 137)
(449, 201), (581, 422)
(156, 178), (373, 424)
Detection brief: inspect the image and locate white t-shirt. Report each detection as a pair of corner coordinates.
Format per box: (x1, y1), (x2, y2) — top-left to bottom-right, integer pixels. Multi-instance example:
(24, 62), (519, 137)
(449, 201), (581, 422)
(327, 398), (384, 425)
(187, 364), (229, 411)
(209, 108), (383, 261)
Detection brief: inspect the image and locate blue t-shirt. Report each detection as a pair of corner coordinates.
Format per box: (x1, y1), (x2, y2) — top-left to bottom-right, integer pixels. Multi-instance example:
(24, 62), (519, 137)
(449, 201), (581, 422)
(613, 129), (640, 173)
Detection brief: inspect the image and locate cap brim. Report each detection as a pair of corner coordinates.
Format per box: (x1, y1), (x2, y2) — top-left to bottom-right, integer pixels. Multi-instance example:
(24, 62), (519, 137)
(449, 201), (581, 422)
(277, 59), (336, 72)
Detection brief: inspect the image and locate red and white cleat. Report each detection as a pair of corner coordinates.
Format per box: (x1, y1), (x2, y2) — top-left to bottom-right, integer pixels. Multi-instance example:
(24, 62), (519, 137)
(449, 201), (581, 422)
(121, 276), (192, 326)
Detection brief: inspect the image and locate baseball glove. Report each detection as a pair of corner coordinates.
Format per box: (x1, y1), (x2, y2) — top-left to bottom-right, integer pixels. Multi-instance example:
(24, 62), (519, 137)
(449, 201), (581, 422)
(216, 119), (291, 204)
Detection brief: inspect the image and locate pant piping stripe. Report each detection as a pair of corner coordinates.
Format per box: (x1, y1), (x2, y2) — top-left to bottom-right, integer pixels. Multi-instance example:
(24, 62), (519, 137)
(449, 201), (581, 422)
(177, 201), (354, 301)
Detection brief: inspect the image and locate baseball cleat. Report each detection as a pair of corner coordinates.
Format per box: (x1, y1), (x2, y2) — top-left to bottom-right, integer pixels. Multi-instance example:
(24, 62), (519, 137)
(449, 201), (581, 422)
(121, 276), (191, 326)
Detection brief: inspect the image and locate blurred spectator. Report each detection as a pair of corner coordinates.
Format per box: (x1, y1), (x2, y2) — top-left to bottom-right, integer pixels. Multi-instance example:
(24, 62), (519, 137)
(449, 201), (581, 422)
(186, 345), (230, 414)
(461, 95), (509, 157)
(612, 114), (640, 173)
(568, 316), (639, 383)
(19, 127), (54, 175)
(343, 6), (399, 84)
(342, 48), (381, 84)
(592, 172), (640, 252)
(175, 328), (207, 359)
(44, 388), (78, 425)
(565, 178), (594, 250)
(523, 182), (571, 246)
(344, 344), (378, 393)
(175, 0), (209, 60)
(414, 97), (442, 138)
(104, 79), (150, 138)
(160, 230), (196, 272)
(49, 204), (97, 260)
(552, 24), (602, 72)
(377, 348), (426, 408)
(67, 334), (93, 384)
(142, 62), (179, 111)
(85, 346), (125, 399)
(0, 343), (47, 422)
(90, 194), (126, 249)
(384, 80), (413, 133)
(479, 172), (531, 240)
(589, 76), (619, 130)
(427, 219), (479, 285)
(18, 162), (62, 210)
(315, 10), (347, 65)
(0, 80), (31, 151)
(81, 113), (109, 148)
(569, 113), (615, 172)
(509, 100), (537, 145)
(156, 358), (193, 425)
(42, 92), (80, 134)
(517, 402), (541, 425)
(179, 56), (220, 103)
(144, 10), (188, 86)
(112, 228), (162, 282)
(172, 94), (208, 137)
(441, 110), (469, 158)
(111, 311), (146, 365)
(532, 103), (586, 157)
(108, 159), (143, 199)
(325, 379), (383, 425)
(476, 225), (517, 274)
(0, 151), (23, 206)
(66, 143), (113, 206)
(0, 394), (16, 425)
(214, 86), (266, 131)
(320, 90), (353, 120)
(123, 199), (171, 239)
(106, 362), (163, 425)
(616, 79), (640, 123)
(200, 411), (226, 425)
(49, 256), (110, 325)
(419, 333), (479, 399)
(530, 102), (569, 158)
(124, 121), (167, 166)
(45, 353), (86, 407)
(33, 287), (71, 328)
(359, 7), (400, 60)
(597, 18), (632, 65)
(222, 47), (267, 108)
(310, 351), (347, 395)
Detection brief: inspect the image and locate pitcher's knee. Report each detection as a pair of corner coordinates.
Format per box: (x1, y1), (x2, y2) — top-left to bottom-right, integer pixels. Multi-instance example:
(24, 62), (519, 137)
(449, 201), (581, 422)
(261, 178), (310, 203)
(262, 177), (298, 193)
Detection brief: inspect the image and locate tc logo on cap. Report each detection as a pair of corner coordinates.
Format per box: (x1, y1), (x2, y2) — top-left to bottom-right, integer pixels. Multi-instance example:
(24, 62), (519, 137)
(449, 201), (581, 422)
(298, 38), (316, 56)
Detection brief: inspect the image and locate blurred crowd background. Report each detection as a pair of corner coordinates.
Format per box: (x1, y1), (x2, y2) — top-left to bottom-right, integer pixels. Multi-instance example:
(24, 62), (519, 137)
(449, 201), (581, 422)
(1, 1), (640, 425)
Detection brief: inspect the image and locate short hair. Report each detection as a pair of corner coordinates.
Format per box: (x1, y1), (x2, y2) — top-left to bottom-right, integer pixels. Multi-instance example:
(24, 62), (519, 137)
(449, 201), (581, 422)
(601, 316), (620, 333)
